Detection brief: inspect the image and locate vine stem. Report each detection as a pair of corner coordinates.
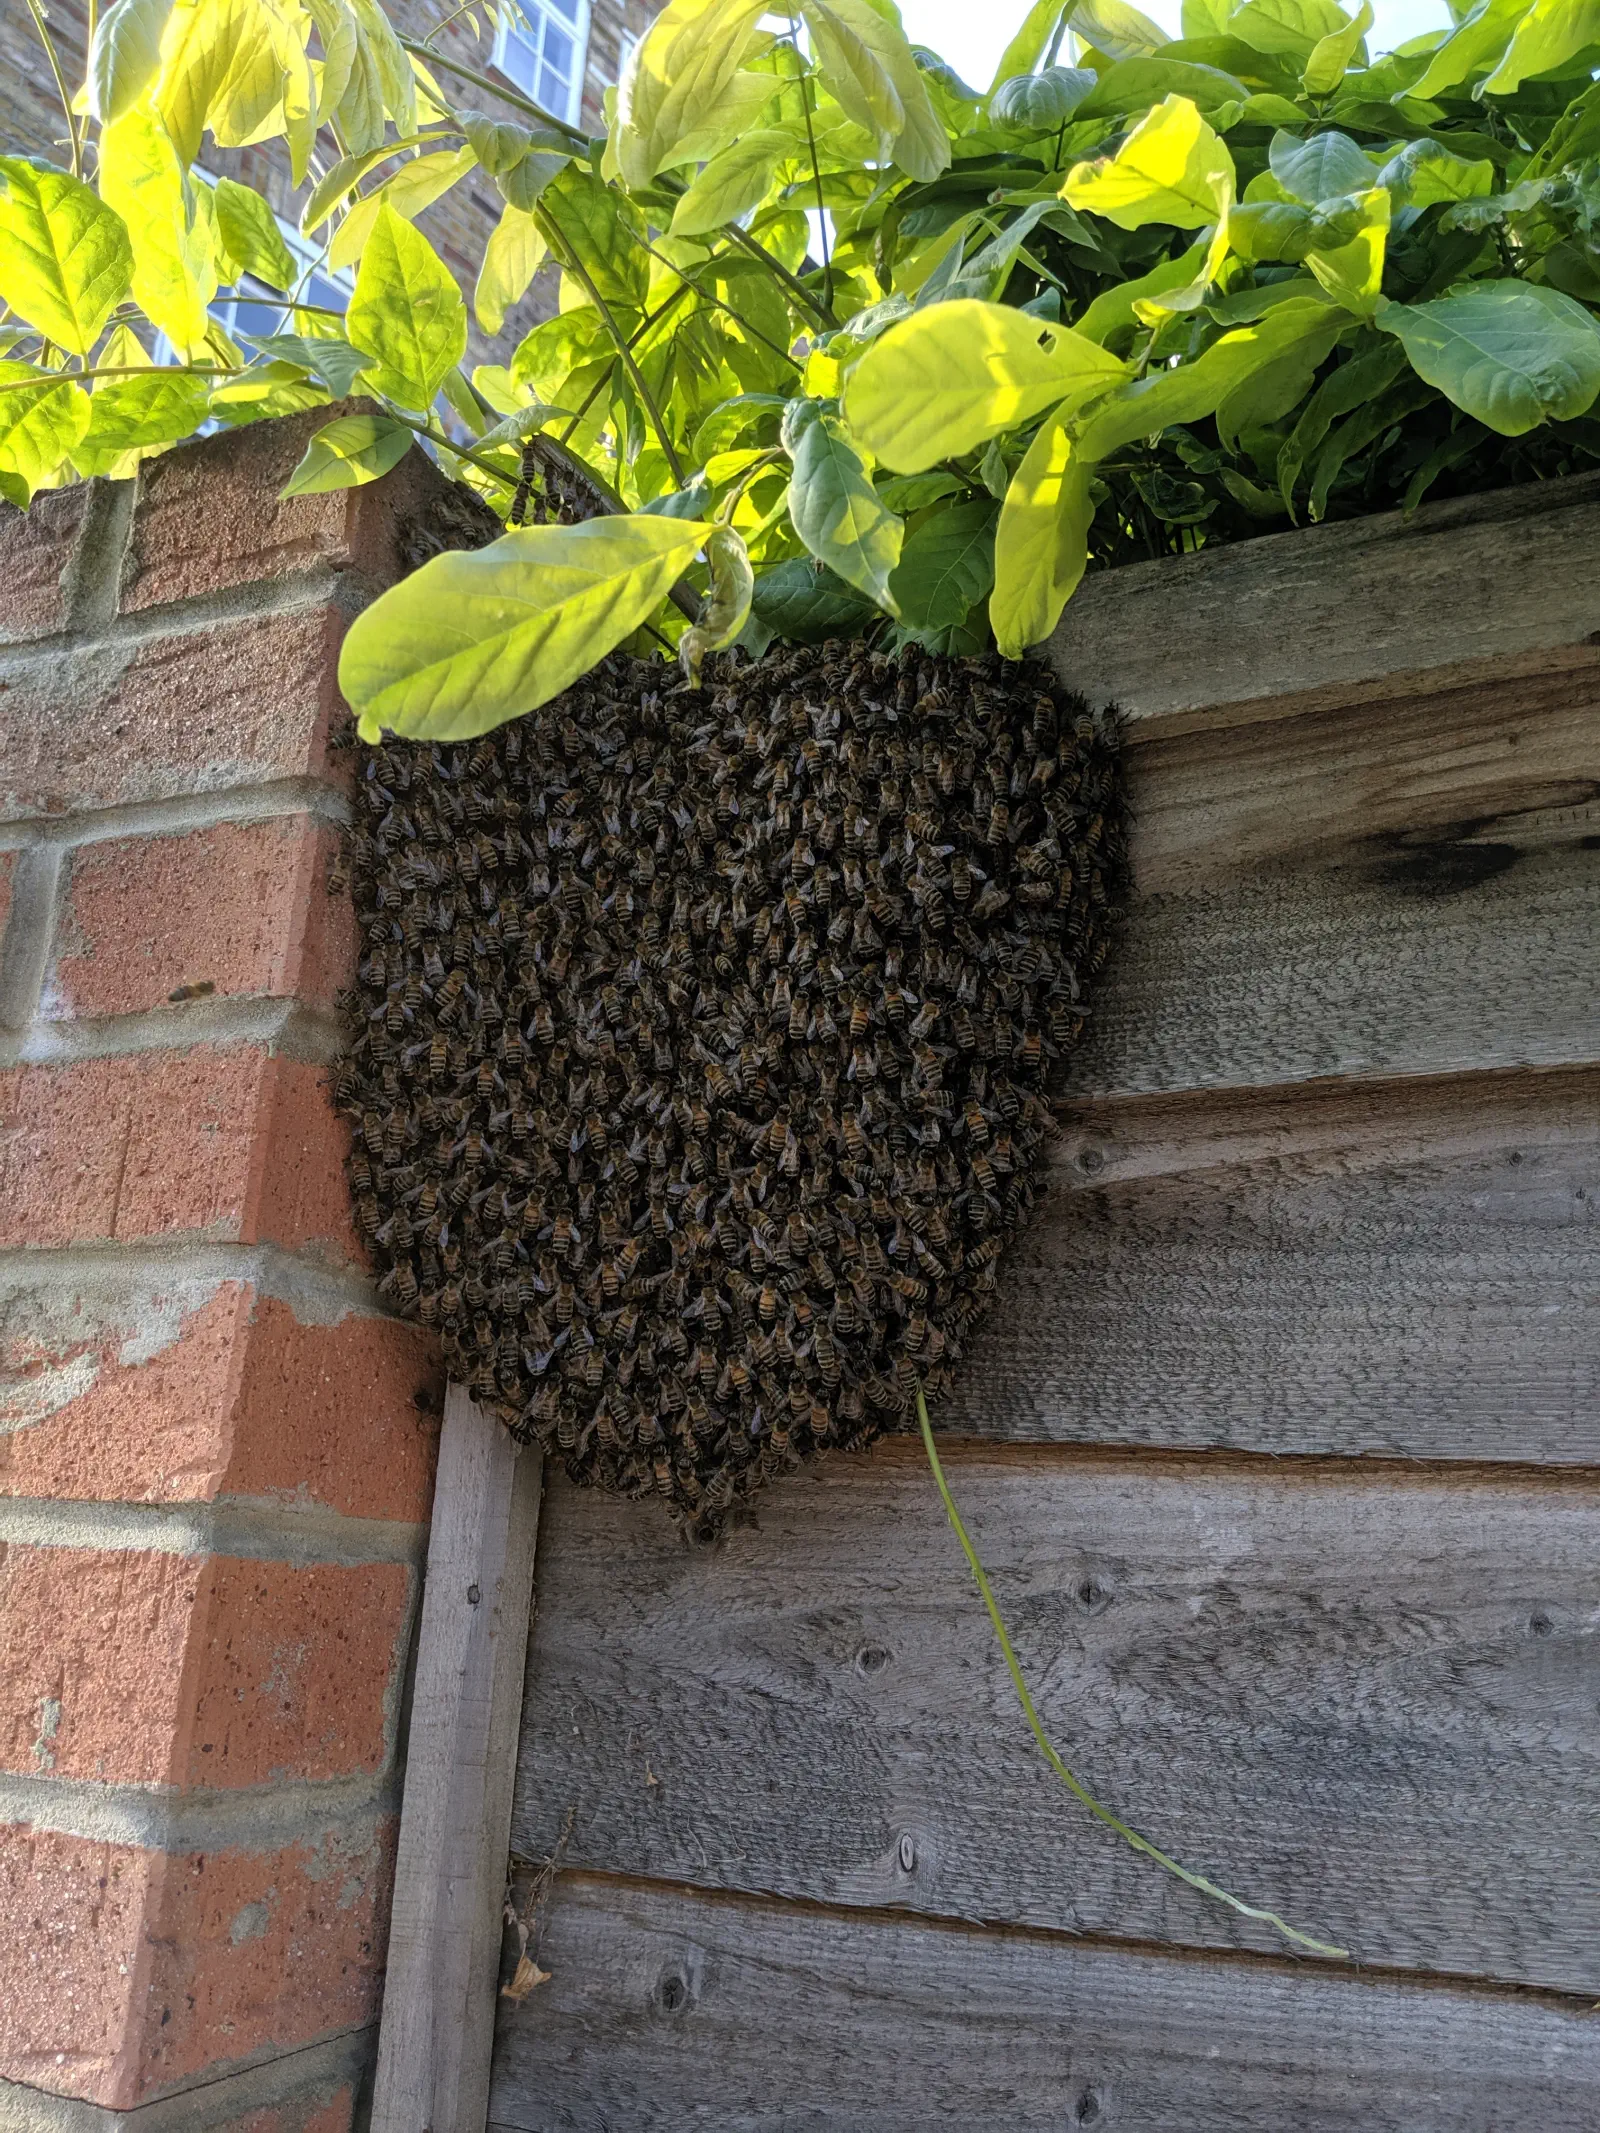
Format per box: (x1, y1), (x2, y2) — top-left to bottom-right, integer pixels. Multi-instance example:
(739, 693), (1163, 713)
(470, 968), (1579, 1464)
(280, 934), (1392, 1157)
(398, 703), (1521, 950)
(536, 205), (687, 486)
(24, 0), (81, 178)
(787, 13), (834, 319)
(914, 1389), (1351, 1963)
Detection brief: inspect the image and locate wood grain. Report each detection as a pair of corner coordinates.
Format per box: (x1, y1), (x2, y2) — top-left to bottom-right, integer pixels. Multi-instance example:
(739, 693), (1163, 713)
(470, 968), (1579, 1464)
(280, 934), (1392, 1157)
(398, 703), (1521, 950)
(940, 1066), (1600, 1462)
(510, 1448), (1600, 1993)
(1049, 469), (1600, 736)
(371, 1387), (543, 2133)
(1072, 838), (1598, 1099)
(488, 1877), (1600, 2132)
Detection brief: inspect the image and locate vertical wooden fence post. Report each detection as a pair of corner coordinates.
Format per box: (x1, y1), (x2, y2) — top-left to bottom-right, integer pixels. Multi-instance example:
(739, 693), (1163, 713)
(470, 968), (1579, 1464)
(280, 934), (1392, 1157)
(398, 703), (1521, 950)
(371, 1386), (543, 2133)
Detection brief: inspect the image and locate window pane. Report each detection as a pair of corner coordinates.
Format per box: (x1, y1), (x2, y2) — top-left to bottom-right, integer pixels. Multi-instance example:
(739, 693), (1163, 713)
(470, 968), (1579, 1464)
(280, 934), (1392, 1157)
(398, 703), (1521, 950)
(500, 29), (539, 96)
(543, 22), (573, 70)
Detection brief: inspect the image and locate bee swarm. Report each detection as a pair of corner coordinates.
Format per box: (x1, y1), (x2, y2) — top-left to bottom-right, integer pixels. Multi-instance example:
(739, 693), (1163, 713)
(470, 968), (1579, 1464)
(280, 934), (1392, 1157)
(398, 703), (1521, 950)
(338, 644), (1125, 1534)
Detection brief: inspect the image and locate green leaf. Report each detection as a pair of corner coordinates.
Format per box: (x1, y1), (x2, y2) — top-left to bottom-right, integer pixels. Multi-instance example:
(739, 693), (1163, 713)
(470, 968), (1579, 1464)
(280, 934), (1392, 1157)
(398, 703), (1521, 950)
(1063, 95), (1235, 230)
(990, 0), (1071, 90)
(786, 402), (904, 610)
(346, 204), (467, 413)
(990, 405), (1095, 657)
(1484, 0), (1600, 94)
(74, 363), (210, 475)
(1182, 0), (1234, 32)
(1276, 334), (1407, 506)
(1074, 241), (1208, 341)
(458, 109), (568, 175)
(1229, 0), (1351, 60)
(669, 129), (793, 238)
(1301, 0), (1371, 92)
(213, 176), (297, 290)
(1076, 57), (1249, 120)
(475, 205), (548, 337)
(1304, 186), (1389, 316)
(990, 68), (1097, 130)
(1376, 282), (1600, 438)
(887, 498), (997, 628)
(1067, 0), (1172, 60)
(88, 0), (176, 124)
(339, 515), (714, 741)
(1406, 0), (1527, 102)
(282, 412), (414, 494)
(1268, 128), (1376, 205)
(301, 140), (414, 235)
(614, 0), (770, 188)
(843, 300), (1128, 471)
(1075, 294), (1344, 456)
(330, 147), (476, 272)
(679, 522), (754, 682)
(0, 160), (133, 357)
(0, 364), (91, 503)
(239, 332), (372, 395)
(1377, 139), (1494, 208)
(496, 154), (570, 214)
(98, 107), (217, 359)
(802, 0), (951, 182)
(750, 555), (875, 641)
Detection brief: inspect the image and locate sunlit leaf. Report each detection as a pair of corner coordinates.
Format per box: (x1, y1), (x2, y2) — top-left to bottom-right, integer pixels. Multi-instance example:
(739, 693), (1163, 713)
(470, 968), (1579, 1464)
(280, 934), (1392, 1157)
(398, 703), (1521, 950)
(330, 147), (475, 272)
(346, 203), (467, 412)
(89, 0), (176, 124)
(669, 130), (793, 239)
(476, 205), (549, 337)
(74, 360), (210, 476)
(240, 332), (372, 395)
(1229, 0), (1351, 60)
(339, 515), (714, 741)
(0, 159), (133, 356)
(614, 0), (769, 188)
(0, 365), (91, 504)
(800, 0), (950, 182)
(1063, 95), (1235, 230)
(1305, 185), (1388, 315)
(1405, 0), (1527, 103)
(98, 106), (217, 358)
(1377, 138), (1494, 207)
(214, 175), (297, 289)
(990, 0), (1073, 91)
(1067, 0), (1172, 60)
(282, 411), (414, 494)
(1484, 0), (1600, 95)
(990, 404), (1094, 658)
(1267, 126), (1376, 203)
(844, 300), (1127, 471)
(1376, 282), (1600, 437)
(1301, 0), (1371, 92)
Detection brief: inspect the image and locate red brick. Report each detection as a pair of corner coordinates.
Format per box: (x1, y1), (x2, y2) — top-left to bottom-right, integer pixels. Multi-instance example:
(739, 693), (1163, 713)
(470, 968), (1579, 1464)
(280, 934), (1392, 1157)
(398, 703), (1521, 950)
(0, 1819), (394, 2107)
(0, 1546), (411, 1787)
(0, 486), (90, 644)
(0, 1285), (443, 1522)
(50, 818), (355, 1020)
(121, 400), (496, 611)
(0, 1050), (360, 1258)
(0, 604), (349, 824)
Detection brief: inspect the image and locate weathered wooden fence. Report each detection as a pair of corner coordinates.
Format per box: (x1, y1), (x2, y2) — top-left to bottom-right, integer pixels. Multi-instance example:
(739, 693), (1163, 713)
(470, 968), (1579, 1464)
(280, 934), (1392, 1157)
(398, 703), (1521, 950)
(488, 474), (1600, 2128)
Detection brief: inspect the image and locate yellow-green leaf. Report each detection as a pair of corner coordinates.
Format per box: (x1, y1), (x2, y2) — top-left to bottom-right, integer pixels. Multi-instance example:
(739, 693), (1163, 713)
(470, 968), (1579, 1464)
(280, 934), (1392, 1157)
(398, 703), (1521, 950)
(339, 514), (715, 741)
(990, 0), (1072, 91)
(669, 129), (793, 239)
(843, 299), (1128, 471)
(346, 203), (466, 411)
(614, 0), (769, 188)
(1073, 240), (1207, 342)
(798, 0), (904, 167)
(0, 160), (134, 356)
(990, 405), (1095, 657)
(1063, 94), (1235, 230)
(800, 0), (950, 183)
(1406, 0), (1528, 103)
(665, 68), (786, 169)
(156, 0), (288, 165)
(1067, 0), (1172, 59)
(1305, 185), (1388, 315)
(282, 411), (413, 494)
(74, 361), (210, 475)
(1484, 0), (1600, 95)
(1301, 0), (1371, 92)
(89, 0), (177, 124)
(98, 106), (217, 358)
(213, 175), (296, 288)
(0, 364), (91, 503)
(1376, 281), (1600, 438)
(475, 204), (548, 337)
(329, 147), (475, 272)
(1229, 0), (1350, 60)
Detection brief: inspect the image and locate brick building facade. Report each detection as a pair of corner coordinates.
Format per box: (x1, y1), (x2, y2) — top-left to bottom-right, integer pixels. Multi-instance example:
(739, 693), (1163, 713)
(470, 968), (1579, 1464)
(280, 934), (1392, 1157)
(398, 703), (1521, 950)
(2, 0), (657, 371)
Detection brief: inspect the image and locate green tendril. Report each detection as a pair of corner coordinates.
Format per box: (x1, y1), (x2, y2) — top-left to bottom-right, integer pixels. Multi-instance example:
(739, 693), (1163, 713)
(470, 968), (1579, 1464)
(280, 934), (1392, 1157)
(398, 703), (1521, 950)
(915, 1389), (1350, 1964)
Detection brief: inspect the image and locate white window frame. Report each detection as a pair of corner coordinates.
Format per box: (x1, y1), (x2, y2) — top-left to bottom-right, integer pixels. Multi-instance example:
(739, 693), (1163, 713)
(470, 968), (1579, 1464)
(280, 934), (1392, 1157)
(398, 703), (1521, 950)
(492, 0), (593, 126)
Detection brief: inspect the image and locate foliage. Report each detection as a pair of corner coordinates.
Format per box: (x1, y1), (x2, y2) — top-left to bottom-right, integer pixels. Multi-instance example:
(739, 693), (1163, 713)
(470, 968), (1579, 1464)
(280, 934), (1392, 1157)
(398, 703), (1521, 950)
(3, 0), (1600, 729)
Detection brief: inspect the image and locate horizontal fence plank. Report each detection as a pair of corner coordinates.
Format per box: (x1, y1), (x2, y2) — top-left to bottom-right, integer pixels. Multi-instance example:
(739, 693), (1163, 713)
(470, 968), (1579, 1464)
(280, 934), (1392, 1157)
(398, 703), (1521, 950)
(511, 1448), (1600, 1994)
(1072, 837), (1597, 1100)
(942, 1066), (1599, 1463)
(1049, 469), (1600, 736)
(488, 1877), (1600, 2133)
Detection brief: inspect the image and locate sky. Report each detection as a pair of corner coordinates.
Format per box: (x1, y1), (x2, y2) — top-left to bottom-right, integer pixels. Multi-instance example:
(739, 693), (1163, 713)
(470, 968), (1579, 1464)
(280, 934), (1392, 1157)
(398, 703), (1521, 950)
(898, 0), (1456, 92)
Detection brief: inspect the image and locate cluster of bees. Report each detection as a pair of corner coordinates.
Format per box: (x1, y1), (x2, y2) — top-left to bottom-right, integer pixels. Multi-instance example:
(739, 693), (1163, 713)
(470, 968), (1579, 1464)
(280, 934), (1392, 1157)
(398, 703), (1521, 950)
(338, 643), (1125, 1533)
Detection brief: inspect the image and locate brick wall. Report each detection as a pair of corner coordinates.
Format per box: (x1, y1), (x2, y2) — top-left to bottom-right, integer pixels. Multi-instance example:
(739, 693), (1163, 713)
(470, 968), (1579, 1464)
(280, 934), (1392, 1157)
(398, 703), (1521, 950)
(0, 413), (488, 2133)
